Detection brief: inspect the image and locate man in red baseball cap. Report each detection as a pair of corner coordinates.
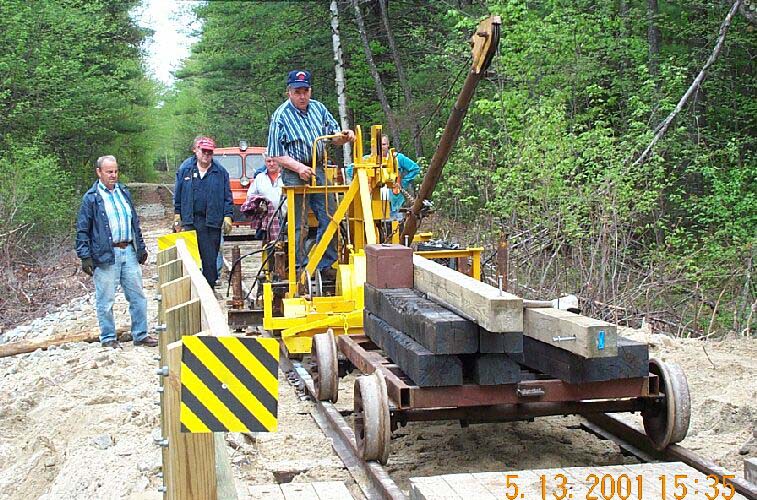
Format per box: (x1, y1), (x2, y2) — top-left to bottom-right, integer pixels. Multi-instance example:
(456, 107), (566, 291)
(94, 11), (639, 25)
(173, 135), (233, 287)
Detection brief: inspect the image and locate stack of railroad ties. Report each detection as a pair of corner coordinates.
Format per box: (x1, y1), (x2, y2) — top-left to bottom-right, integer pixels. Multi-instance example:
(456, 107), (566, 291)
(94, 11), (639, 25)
(363, 244), (649, 387)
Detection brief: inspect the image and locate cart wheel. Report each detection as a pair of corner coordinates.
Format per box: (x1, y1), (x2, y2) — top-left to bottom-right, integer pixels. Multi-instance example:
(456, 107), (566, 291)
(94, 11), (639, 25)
(643, 358), (691, 450)
(354, 371), (391, 464)
(311, 329), (338, 403)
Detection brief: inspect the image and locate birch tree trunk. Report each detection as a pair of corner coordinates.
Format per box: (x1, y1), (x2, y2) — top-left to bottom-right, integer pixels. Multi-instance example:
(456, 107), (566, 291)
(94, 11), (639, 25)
(633, 0), (743, 167)
(378, 0), (423, 158)
(330, 0), (352, 162)
(351, 0), (401, 149)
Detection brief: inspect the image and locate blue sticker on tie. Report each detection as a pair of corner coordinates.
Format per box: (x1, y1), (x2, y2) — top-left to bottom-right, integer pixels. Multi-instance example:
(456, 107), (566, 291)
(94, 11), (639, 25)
(597, 330), (606, 350)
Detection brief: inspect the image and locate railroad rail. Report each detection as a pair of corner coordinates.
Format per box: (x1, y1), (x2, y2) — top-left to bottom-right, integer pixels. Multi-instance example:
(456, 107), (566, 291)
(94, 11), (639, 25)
(281, 357), (757, 500)
(222, 246), (756, 500)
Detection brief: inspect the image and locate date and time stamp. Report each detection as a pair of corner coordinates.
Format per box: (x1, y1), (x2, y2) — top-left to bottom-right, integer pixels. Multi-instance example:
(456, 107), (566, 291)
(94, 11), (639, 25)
(499, 471), (745, 500)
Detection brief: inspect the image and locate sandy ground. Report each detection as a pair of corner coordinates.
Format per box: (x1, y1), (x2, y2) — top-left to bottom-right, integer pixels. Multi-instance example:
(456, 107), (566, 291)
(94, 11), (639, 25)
(329, 327), (757, 492)
(0, 185), (754, 499)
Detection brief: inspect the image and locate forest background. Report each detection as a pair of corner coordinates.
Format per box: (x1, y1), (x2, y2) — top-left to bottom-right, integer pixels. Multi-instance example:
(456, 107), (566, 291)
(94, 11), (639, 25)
(0, 0), (754, 337)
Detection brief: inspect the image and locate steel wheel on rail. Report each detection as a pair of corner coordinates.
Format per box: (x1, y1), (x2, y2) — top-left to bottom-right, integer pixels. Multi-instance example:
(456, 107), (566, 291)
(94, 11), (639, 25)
(643, 358), (691, 450)
(354, 371), (391, 464)
(311, 329), (339, 403)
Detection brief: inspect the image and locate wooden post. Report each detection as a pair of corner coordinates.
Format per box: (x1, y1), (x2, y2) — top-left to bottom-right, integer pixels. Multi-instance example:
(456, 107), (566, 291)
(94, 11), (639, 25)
(497, 234), (508, 292)
(160, 276), (192, 356)
(158, 258), (184, 325)
(157, 246), (178, 267)
(156, 247), (178, 325)
(214, 434), (238, 500)
(162, 299), (201, 361)
(159, 259), (184, 287)
(159, 298), (200, 487)
(165, 341), (216, 500)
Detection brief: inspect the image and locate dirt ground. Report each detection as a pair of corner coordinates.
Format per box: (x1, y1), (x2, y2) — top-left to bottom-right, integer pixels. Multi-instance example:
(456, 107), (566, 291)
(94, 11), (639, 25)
(0, 184), (754, 499)
(330, 327), (757, 492)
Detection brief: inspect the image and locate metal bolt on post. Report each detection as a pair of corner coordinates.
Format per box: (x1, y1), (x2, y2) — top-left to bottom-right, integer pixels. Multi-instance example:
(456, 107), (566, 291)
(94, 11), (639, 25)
(156, 366), (168, 377)
(552, 335), (577, 342)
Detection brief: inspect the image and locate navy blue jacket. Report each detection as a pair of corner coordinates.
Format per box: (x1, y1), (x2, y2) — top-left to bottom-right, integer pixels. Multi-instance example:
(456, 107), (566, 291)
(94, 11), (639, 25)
(75, 182), (147, 266)
(174, 157), (233, 228)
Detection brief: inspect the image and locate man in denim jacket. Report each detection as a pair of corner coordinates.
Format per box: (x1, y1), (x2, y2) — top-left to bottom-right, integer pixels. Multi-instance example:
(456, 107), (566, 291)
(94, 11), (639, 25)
(75, 155), (157, 349)
(173, 136), (233, 287)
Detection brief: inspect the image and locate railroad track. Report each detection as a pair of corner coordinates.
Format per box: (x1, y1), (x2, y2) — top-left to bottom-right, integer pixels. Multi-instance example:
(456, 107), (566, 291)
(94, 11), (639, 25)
(279, 358), (756, 500)
(222, 246), (756, 500)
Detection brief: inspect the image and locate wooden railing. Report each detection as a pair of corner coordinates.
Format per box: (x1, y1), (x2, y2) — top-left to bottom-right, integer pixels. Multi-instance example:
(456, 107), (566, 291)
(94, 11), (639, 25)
(155, 238), (236, 500)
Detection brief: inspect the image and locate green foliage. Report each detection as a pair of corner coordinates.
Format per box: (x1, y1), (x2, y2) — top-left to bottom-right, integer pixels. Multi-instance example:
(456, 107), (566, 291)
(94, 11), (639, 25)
(170, 2), (752, 335)
(0, 142), (76, 254)
(0, 0), (157, 189)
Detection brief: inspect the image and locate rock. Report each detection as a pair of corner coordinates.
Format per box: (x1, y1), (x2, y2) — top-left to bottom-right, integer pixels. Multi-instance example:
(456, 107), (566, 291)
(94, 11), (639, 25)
(86, 394), (117, 405)
(93, 434), (114, 450)
(44, 456), (57, 468)
(739, 437), (756, 455)
(133, 476), (149, 491)
(137, 459), (161, 474)
(94, 353), (114, 365)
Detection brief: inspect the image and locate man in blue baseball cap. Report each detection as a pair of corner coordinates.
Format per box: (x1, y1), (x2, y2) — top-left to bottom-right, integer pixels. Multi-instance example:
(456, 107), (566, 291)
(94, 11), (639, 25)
(266, 69), (355, 280)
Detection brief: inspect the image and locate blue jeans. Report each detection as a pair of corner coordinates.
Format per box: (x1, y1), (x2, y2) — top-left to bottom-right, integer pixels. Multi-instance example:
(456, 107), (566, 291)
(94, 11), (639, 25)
(283, 167), (338, 270)
(93, 246), (148, 343)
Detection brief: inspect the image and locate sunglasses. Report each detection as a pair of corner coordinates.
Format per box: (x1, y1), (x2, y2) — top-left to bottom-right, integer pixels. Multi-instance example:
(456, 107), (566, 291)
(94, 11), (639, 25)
(199, 149), (214, 155)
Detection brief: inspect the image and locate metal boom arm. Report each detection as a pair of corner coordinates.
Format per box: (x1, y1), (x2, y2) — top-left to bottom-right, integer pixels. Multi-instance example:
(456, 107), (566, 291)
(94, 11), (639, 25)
(401, 16), (500, 242)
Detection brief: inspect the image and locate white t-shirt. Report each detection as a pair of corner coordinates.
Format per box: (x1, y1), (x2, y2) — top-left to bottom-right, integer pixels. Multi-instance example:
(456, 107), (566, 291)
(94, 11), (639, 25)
(247, 171), (285, 215)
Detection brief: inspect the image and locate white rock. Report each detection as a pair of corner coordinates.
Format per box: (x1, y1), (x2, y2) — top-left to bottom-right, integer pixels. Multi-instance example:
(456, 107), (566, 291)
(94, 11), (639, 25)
(93, 434), (114, 450)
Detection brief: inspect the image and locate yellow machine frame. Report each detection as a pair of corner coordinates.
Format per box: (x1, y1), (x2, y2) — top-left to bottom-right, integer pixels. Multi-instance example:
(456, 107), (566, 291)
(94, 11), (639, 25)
(263, 125), (481, 354)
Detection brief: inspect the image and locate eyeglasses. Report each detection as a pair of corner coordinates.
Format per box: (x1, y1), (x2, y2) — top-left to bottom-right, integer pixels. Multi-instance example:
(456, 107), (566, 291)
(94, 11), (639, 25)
(200, 150), (213, 155)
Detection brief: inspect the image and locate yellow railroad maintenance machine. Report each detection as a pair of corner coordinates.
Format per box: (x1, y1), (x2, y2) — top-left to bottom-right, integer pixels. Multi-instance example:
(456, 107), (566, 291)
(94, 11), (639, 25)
(226, 16), (501, 355)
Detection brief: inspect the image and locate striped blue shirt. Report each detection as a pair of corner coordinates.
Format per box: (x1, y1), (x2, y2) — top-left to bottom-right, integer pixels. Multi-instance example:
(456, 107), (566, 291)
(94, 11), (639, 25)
(98, 182), (132, 244)
(267, 99), (340, 165)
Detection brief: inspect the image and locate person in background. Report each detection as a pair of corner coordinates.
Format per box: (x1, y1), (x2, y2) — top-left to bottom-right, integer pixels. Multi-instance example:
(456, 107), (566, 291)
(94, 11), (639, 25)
(345, 134), (420, 221)
(242, 153), (285, 242)
(247, 154), (284, 209)
(75, 155), (157, 349)
(173, 136), (233, 287)
(266, 69), (355, 279)
(380, 135), (419, 221)
(176, 136), (226, 279)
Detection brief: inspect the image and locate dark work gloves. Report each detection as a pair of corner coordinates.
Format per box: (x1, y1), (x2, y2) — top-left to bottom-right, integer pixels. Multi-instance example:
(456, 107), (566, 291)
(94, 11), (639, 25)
(139, 251), (148, 265)
(81, 258), (94, 276)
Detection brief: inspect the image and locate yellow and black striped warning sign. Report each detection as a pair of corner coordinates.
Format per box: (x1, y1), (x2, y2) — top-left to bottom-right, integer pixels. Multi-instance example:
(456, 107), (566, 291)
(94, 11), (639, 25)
(179, 335), (279, 433)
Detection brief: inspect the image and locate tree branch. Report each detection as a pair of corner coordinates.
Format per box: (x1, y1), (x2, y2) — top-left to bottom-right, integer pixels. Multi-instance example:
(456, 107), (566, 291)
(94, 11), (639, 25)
(632, 0), (742, 167)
